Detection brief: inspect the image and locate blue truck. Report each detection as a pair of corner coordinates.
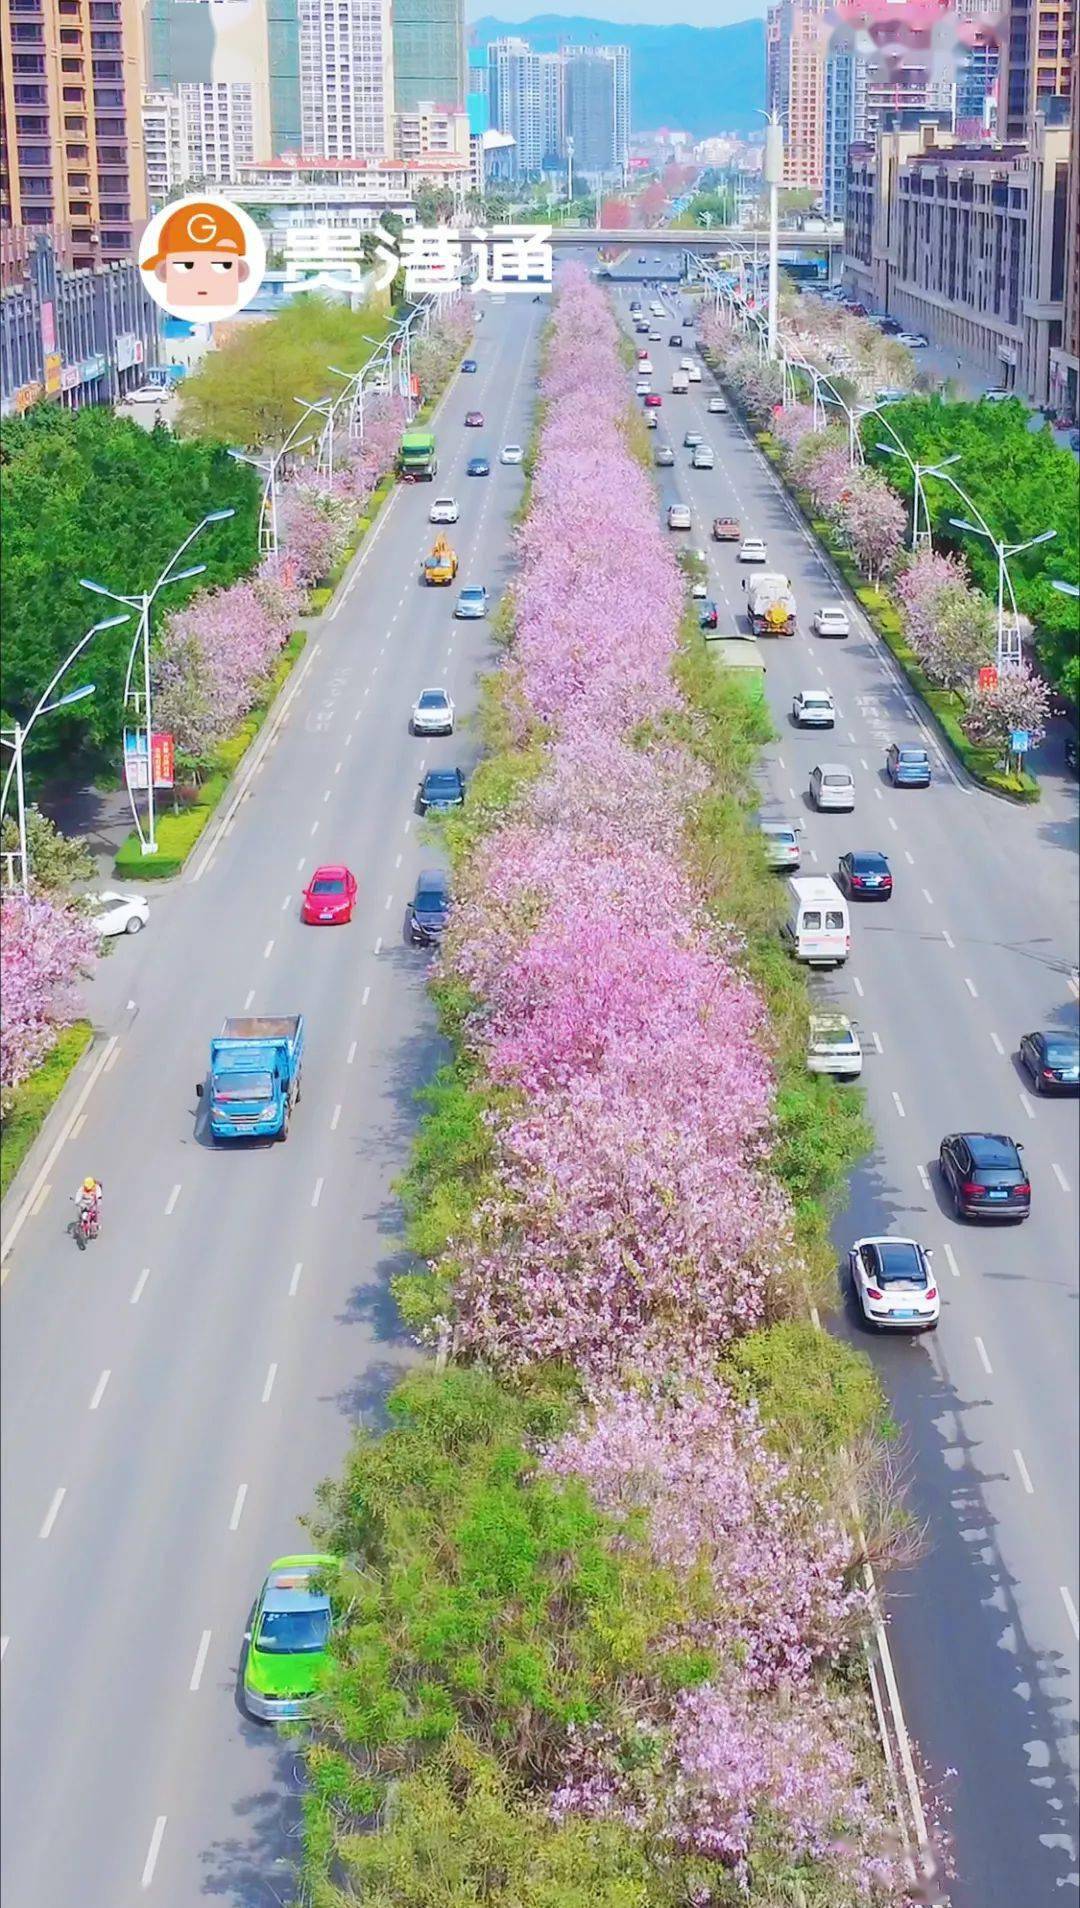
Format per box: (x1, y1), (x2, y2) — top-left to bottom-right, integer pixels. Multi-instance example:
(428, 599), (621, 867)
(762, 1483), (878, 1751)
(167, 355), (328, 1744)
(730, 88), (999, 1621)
(197, 1016), (304, 1142)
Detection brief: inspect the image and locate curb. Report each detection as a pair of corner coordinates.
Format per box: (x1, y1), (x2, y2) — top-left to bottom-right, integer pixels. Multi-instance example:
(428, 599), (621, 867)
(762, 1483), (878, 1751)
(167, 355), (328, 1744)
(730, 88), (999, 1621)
(1, 1028), (117, 1272)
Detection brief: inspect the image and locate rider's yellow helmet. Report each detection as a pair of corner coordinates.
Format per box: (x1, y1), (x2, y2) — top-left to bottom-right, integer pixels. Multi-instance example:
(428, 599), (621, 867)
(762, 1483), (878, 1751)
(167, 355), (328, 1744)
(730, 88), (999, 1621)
(83, 1176), (96, 1192)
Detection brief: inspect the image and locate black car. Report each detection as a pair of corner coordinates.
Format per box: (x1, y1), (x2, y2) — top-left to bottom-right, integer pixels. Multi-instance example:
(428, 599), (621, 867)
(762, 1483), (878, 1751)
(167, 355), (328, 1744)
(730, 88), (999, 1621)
(418, 767), (465, 814)
(409, 868), (450, 945)
(668, 333), (683, 347)
(938, 1131), (1030, 1221)
(466, 456), (490, 476)
(1018, 1029), (1080, 1094)
(837, 850), (893, 900)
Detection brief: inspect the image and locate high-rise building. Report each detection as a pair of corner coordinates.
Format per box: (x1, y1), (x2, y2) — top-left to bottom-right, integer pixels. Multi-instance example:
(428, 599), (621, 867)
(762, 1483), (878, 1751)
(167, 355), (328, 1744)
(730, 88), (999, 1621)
(1, 0), (147, 267)
(999, 0), (1074, 139)
(486, 36), (542, 177)
(539, 52), (564, 171)
(142, 88), (184, 206)
(774, 0), (828, 191)
(823, 41), (865, 219)
(563, 43), (629, 177)
(1047, 49), (1077, 415)
(766, 4), (781, 118)
(299, 0), (393, 158)
(392, 0), (465, 114)
(146, 0), (301, 183)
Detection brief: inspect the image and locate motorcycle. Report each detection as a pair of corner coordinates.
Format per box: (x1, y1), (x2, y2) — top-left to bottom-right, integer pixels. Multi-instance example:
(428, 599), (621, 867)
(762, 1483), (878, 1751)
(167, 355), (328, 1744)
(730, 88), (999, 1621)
(75, 1200), (100, 1248)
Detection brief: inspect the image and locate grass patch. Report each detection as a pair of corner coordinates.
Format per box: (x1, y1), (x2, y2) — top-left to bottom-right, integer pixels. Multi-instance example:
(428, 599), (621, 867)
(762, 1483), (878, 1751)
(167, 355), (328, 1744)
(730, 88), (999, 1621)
(114, 632), (307, 878)
(1, 1020), (93, 1202)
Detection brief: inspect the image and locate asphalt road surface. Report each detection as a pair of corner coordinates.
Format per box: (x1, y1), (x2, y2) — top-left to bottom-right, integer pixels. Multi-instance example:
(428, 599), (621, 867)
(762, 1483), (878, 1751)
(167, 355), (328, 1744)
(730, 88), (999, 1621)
(619, 285), (1079, 1908)
(0, 295), (543, 1908)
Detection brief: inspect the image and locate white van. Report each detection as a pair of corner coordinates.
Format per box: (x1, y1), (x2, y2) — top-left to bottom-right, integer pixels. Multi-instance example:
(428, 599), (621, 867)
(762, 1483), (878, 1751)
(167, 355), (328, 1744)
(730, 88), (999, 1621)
(671, 370), (689, 394)
(783, 877), (851, 966)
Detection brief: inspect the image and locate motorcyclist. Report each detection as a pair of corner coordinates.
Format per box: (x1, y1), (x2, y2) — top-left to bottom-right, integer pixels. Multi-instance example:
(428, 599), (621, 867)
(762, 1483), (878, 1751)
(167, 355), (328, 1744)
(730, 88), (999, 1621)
(75, 1176), (102, 1230)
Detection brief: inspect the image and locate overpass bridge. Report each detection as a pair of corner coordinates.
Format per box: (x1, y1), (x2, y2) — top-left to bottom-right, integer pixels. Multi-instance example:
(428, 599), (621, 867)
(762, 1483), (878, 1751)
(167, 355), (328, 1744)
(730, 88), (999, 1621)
(549, 227), (844, 253)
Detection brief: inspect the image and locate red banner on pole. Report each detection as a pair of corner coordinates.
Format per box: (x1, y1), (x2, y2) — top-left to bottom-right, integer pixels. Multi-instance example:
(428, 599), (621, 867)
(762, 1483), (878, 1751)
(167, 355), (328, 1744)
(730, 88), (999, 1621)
(977, 665), (998, 691)
(152, 732), (175, 788)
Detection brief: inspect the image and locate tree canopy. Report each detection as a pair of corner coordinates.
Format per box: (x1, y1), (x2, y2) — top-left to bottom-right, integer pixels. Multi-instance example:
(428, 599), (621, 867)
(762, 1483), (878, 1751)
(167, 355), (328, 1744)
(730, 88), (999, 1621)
(0, 406), (259, 778)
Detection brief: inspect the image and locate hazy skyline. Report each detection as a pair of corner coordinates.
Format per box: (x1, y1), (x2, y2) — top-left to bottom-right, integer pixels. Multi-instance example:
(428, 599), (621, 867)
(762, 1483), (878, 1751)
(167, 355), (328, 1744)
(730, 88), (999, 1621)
(468, 2), (766, 25)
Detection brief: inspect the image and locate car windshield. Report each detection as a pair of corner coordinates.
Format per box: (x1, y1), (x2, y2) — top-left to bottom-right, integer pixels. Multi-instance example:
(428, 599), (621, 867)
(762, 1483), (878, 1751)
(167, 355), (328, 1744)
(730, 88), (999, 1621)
(214, 1072), (273, 1103)
(419, 693), (445, 708)
(1044, 1039), (1079, 1062)
(311, 877), (345, 895)
(257, 1607), (330, 1654)
(876, 1244), (925, 1286)
(416, 887), (447, 912)
(426, 774), (458, 793)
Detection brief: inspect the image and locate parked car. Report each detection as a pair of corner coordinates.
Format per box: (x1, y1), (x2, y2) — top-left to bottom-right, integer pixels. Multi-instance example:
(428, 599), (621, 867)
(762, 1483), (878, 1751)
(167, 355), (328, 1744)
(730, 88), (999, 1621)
(301, 865), (357, 925)
(655, 445), (675, 467)
(242, 1555), (336, 1721)
(738, 537), (768, 563)
(938, 1131), (1030, 1221)
(454, 585), (488, 619)
(807, 1013), (863, 1077)
(1018, 1029), (1080, 1094)
(837, 850), (892, 899)
(707, 396), (728, 414)
(886, 742), (932, 786)
(88, 890), (149, 937)
(667, 504), (692, 530)
(792, 689), (836, 728)
(759, 820), (802, 869)
(810, 763), (855, 811)
(128, 384), (168, 405)
(428, 496), (459, 524)
(466, 456), (490, 476)
(464, 410), (484, 427)
(409, 868), (451, 945)
(418, 767), (466, 814)
(849, 1237), (939, 1332)
(812, 605), (850, 638)
(410, 687), (455, 735)
(897, 332), (928, 348)
(500, 443), (524, 463)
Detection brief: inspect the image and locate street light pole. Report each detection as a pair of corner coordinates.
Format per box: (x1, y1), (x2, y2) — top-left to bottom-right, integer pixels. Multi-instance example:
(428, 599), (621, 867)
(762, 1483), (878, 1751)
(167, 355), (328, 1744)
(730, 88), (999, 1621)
(1, 664), (112, 892)
(875, 443), (960, 550)
(948, 518), (1056, 670)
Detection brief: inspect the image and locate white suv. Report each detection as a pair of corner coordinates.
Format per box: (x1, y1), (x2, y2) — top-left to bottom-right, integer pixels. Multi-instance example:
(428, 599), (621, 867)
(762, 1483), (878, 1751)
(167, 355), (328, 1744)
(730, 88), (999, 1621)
(429, 497), (459, 524)
(667, 504), (692, 530)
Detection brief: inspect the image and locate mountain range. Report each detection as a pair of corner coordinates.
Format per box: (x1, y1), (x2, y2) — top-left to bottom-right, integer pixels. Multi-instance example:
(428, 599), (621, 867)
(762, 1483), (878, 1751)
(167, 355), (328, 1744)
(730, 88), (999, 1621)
(469, 15), (766, 137)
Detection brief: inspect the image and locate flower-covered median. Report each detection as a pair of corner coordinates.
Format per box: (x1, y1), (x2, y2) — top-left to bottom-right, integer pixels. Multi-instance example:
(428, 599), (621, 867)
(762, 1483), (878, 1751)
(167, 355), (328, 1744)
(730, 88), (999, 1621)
(299, 268), (934, 1905)
(699, 310), (1052, 800)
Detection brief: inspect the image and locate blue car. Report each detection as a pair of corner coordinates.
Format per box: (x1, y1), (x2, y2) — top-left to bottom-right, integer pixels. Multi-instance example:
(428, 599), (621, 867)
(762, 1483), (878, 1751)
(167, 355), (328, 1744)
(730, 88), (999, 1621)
(886, 743), (932, 787)
(462, 359), (478, 373)
(466, 456), (490, 476)
(454, 585), (488, 620)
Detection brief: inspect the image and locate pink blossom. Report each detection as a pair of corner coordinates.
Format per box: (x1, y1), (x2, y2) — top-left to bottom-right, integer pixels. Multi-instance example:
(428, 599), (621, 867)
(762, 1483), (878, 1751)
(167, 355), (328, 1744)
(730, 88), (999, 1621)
(0, 892), (98, 1092)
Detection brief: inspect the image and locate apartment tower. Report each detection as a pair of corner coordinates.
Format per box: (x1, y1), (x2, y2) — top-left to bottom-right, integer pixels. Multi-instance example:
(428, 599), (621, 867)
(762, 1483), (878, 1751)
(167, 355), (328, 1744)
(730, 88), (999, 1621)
(299, 0), (393, 158)
(999, 0), (1074, 138)
(392, 0), (465, 113)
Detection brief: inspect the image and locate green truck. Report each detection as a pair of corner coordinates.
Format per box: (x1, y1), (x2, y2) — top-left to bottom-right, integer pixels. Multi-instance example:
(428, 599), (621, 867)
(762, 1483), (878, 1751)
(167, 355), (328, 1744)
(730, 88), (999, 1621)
(397, 428), (437, 482)
(705, 634), (768, 710)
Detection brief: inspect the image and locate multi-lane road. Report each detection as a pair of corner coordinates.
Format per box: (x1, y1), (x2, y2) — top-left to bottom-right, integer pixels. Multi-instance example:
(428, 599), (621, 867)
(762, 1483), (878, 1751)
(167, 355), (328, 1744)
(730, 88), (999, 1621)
(620, 284), (1079, 1908)
(1, 273), (1077, 1908)
(0, 295), (543, 1908)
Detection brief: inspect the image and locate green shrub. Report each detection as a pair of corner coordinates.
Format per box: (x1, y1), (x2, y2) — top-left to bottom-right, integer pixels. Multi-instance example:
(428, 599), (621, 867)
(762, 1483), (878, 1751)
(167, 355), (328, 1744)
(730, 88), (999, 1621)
(724, 1320), (891, 1462)
(1, 1020), (93, 1201)
(307, 585), (334, 613)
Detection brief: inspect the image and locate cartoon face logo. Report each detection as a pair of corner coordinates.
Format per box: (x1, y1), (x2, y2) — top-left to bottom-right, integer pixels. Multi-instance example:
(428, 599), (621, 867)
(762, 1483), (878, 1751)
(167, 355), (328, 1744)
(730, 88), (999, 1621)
(140, 196), (265, 322)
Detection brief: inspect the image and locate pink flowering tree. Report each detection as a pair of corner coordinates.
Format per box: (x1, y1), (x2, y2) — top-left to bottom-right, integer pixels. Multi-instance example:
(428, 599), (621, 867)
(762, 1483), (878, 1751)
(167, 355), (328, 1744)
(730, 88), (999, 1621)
(278, 481), (353, 584)
(893, 549), (971, 655)
(962, 662), (1052, 756)
(770, 402), (817, 454)
(917, 582), (996, 689)
(153, 578), (288, 759)
(0, 892), (98, 1097)
(837, 469), (906, 581)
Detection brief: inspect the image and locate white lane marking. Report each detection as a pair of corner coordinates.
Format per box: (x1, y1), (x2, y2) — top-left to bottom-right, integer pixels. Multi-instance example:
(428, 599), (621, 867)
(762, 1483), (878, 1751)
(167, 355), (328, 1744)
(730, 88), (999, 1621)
(941, 929), (954, 949)
(323, 789), (331, 804)
(916, 1163), (931, 1193)
(1052, 1162), (1070, 1193)
(859, 758), (868, 771)
(297, 856), (305, 873)
(395, 852), (402, 869)
(904, 849), (914, 865)
(140, 1816), (167, 1889)
(345, 733), (352, 747)
(1069, 975), (1080, 1001)
(403, 818), (412, 835)
(361, 985), (371, 1007)
(189, 1629), (212, 1692)
(887, 814), (898, 832)
(310, 820), (319, 837)
(164, 1183), (181, 1217)
(330, 1103), (341, 1132)
(942, 1243), (960, 1279)
(922, 889), (934, 906)
(289, 1262), (303, 1297)
(88, 1370), (111, 1412)
(190, 639), (322, 881)
(104, 1042), (121, 1072)
(1, 1034), (119, 1272)
(385, 893), (393, 910)
(347, 1040), (357, 1064)
(263, 939), (274, 960)
(1013, 1449), (1035, 1495)
(281, 893), (291, 912)
(71, 1113), (86, 1141)
(39, 1488), (66, 1540)
(871, 1031), (883, 1054)
(807, 846), (818, 863)
(311, 1177), (324, 1208)
(964, 977), (978, 998)
(852, 976), (864, 997)
(334, 760), (342, 775)
(974, 1336), (993, 1376)
(228, 1483), (247, 1531)
(989, 1031), (1004, 1055)
(873, 786), (883, 801)
(1062, 1587), (1080, 1639)
(30, 1182), (51, 1217)
(261, 1363), (278, 1404)
(1018, 1091), (1036, 1121)
(374, 935), (383, 955)
(891, 1091), (905, 1118)
(0, 1636), (8, 1662)
(130, 1267), (150, 1304)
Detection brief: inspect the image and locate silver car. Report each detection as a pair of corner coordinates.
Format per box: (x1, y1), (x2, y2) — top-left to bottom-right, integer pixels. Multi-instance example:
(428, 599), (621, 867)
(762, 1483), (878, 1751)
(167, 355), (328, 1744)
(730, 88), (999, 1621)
(759, 821), (802, 870)
(809, 763), (856, 811)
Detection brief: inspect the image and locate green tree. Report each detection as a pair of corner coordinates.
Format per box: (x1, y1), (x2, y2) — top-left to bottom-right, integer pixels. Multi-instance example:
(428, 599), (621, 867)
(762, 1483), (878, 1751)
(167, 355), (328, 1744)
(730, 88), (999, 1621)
(0, 806), (94, 894)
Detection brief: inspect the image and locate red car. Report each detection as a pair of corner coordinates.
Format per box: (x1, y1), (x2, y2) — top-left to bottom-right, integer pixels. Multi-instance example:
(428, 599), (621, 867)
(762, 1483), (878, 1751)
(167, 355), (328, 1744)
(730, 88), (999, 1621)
(464, 410), (484, 427)
(301, 865), (357, 924)
(644, 392), (662, 408)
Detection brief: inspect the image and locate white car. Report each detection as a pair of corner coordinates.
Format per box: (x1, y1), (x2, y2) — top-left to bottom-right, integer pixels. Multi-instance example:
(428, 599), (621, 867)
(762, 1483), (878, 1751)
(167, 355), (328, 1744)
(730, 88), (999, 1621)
(127, 385), (166, 406)
(897, 332), (928, 348)
(707, 396), (727, 414)
(637, 357), (654, 376)
(686, 365), (702, 382)
(667, 504), (692, 530)
(680, 357), (695, 372)
(809, 763), (856, 811)
(691, 445), (715, 469)
(500, 444), (523, 465)
(429, 496), (459, 524)
(812, 605), (850, 638)
(792, 689), (836, 728)
(636, 379), (652, 396)
(849, 1236), (939, 1332)
(807, 1014), (862, 1077)
(410, 687), (455, 735)
(738, 538), (768, 563)
(89, 891), (149, 937)
(759, 820), (802, 870)
(690, 579), (708, 599)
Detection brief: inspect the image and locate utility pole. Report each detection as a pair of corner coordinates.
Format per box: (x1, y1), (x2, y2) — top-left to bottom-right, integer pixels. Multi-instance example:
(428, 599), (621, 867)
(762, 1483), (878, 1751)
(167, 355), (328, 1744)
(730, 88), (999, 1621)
(762, 110), (782, 360)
